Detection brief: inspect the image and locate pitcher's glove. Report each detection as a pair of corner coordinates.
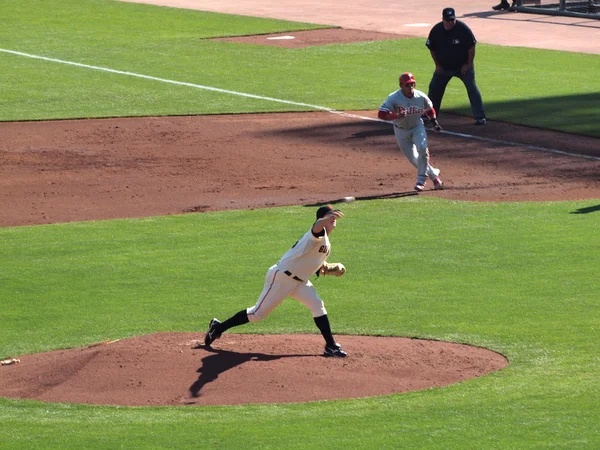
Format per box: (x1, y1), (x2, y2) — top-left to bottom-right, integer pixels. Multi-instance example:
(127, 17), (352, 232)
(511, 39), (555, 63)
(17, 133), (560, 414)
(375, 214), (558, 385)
(318, 262), (346, 277)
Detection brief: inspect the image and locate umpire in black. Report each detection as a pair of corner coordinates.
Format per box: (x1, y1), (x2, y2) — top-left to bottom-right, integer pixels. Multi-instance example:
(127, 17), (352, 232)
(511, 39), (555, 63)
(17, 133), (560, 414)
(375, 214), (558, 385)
(426, 7), (487, 125)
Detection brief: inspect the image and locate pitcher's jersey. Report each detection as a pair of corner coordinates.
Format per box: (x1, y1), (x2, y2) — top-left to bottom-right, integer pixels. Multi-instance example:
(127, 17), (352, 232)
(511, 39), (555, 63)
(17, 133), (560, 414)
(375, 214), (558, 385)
(379, 89), (433, 129)
(277, 228), (330, 280)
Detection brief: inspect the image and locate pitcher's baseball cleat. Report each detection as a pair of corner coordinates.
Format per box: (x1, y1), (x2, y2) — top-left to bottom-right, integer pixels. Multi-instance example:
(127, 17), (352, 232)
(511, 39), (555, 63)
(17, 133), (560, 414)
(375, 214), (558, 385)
(414, 182), (426, 192)
(433, 177), (443, 190)
(324, 343), (347, 357)
(204, 318), (222, 347)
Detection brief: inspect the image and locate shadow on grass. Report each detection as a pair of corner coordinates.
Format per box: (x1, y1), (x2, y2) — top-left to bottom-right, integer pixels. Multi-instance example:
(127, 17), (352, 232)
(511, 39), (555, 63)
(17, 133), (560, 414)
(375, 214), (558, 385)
(452, 92), (600, 138)
(462, 9), (600, 28)
(304, 191), (418, 208)
(570, 204), (600, 214)
(265, 92), (600, 140)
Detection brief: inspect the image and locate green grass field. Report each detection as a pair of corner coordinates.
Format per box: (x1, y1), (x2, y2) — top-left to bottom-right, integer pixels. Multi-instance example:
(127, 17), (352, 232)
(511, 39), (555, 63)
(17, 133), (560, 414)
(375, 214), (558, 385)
(1, 0), (599, 448)
(2, 200), (599, 449)
(1, 0), (598, 136)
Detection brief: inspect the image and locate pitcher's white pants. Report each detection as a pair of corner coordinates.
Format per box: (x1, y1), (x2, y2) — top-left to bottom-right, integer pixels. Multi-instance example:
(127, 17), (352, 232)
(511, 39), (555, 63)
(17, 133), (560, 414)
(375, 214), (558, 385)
(393, 124), (439, 184)
(246, 265), (327, 322)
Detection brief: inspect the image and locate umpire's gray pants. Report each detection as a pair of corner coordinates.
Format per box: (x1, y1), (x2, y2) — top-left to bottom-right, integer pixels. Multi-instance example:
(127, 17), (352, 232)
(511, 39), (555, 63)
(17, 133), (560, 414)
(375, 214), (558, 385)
(427, 66), (486, 120)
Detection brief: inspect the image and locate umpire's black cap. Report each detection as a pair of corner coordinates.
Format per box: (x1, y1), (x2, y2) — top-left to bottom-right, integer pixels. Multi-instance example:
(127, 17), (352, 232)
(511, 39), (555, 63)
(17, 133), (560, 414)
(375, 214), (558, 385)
(443, 7), (456, 20)
(316, 205), (333, 219)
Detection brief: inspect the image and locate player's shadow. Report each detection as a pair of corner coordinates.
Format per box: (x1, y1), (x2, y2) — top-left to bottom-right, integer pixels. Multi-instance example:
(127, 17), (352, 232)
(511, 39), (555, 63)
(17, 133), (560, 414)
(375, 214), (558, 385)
(305, 191), (418, 208)
(189, 347), (312, 398)
(570, 204), (600, 214)
(349, 127), (393, 138)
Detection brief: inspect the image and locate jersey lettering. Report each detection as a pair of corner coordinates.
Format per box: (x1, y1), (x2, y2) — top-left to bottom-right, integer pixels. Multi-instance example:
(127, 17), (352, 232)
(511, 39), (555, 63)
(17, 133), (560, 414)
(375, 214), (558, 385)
(381, 89), (433, 129)
(399, 106), (426, 115)
(277, 228), (331, 280)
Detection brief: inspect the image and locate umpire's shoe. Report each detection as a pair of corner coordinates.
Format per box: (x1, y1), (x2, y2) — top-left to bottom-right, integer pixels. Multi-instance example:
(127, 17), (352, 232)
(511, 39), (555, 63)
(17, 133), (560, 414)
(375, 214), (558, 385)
(324, 343), (348, 358)
(204, 318), (222, 347)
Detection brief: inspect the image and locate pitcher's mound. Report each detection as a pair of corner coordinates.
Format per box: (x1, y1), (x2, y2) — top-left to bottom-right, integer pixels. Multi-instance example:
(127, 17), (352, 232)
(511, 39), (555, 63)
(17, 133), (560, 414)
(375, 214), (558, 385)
(0, 333), (508, 406)
(213, 28), (409, 48)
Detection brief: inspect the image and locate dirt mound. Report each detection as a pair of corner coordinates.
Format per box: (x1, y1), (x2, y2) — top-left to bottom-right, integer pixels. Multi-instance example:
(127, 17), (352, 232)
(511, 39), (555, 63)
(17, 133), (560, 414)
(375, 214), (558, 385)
(0, 333), (508, 406)
(213, 28), (410, 48)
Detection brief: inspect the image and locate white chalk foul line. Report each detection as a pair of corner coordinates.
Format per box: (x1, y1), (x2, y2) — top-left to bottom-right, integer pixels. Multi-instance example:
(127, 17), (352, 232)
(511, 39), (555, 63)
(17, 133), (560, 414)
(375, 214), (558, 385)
(2, 48), (598, 161)
(0, 48), (337, 112)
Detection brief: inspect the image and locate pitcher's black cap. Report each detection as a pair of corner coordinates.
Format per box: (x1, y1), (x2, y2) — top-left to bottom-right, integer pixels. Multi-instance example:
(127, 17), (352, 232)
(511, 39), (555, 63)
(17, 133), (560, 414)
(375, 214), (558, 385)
(316, 205), (333, 219)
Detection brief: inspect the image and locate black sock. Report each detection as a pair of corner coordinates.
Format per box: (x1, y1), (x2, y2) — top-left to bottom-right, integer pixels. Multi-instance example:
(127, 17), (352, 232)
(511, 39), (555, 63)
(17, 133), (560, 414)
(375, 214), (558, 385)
(313, 314), (336, 347)
(219, 309), (249, 333)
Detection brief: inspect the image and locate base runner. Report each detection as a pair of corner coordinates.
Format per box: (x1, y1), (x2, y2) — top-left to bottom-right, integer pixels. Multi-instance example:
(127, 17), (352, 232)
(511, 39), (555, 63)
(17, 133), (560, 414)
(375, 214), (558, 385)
(378, 72), (444, 192)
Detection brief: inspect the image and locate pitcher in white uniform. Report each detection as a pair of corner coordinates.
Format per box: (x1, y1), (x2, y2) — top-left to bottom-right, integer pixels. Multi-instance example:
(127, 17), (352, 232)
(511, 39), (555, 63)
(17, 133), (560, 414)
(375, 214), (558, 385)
(204, 205), (347, 357)
(378, 72), (444, 192)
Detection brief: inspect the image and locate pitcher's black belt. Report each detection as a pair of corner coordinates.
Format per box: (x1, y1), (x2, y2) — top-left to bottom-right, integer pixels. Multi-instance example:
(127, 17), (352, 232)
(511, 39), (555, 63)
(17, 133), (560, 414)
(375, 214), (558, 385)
(284, 270), (303, 282)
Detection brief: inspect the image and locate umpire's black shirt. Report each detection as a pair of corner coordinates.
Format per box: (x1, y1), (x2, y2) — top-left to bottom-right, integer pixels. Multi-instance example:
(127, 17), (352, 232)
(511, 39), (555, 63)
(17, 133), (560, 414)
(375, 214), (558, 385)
(426, 20), (477, 70)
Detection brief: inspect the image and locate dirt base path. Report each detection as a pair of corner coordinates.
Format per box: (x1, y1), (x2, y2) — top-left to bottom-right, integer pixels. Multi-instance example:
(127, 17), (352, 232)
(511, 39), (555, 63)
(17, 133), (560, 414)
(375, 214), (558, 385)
(1, 111), (598, 228)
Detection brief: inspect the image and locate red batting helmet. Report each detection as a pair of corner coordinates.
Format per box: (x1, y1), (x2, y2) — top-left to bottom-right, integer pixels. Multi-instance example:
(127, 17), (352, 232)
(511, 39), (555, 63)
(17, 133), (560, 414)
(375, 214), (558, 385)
(399, 72), (416, 86)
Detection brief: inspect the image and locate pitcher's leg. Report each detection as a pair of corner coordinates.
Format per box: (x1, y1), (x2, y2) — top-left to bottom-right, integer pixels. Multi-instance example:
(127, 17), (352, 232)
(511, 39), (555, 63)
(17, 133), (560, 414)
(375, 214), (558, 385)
(217, 310), (249, 334)
(291, 281), (327, 318)
(292, 283), (345, 355)
(205, 308), (250, 347)
(247, 266), (294, 322)
(314, 314), (336, 347)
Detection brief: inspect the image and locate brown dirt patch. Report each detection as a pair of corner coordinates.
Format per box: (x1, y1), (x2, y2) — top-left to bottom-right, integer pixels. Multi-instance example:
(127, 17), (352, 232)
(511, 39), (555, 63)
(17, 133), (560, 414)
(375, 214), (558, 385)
(0, 333), (508, 406)
(213, 28), (409, 48)
(1, 111), (598, 228)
